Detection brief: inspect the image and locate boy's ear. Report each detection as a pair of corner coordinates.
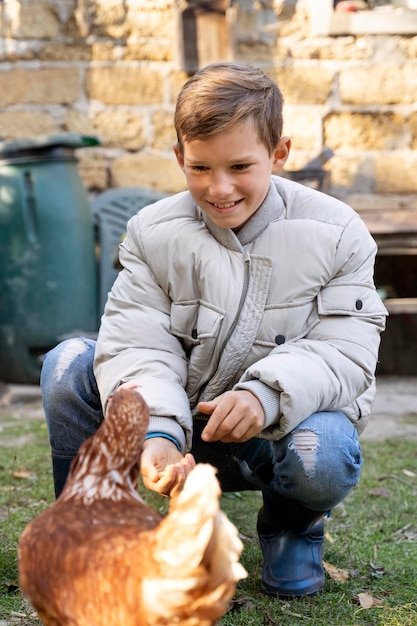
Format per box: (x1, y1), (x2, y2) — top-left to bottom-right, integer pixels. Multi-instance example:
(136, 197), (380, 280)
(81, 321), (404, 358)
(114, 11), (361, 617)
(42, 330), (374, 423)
(173, 142), (185, 169)
(272, 136), (291, 172)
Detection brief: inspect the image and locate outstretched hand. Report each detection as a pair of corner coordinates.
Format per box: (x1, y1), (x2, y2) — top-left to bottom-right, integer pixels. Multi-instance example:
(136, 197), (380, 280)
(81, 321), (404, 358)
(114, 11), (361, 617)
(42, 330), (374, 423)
(198, 390), (265, 444)
(141, 437), (196, 497)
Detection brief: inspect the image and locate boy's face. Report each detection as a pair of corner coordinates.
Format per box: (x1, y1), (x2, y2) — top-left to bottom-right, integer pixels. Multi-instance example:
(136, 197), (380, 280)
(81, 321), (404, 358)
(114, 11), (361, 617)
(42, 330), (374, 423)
(174, 119), (290, 230)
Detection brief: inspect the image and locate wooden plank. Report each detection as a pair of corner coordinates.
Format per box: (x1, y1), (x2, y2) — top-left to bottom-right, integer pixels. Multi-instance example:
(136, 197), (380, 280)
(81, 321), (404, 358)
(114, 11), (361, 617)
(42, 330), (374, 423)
(374, 235), (417, 255)
(358, 209), (417, 235)
(383, 298), (417, 315)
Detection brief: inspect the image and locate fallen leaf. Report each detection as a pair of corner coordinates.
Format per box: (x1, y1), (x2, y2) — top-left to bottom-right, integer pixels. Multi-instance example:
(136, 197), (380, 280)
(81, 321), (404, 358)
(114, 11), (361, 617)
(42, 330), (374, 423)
(403, 469), (416, 478)
(325, 531), (335, 544)
(357, 592), (383, 609)
(11, 468), (32, 479)
(323, 560), (349, 582)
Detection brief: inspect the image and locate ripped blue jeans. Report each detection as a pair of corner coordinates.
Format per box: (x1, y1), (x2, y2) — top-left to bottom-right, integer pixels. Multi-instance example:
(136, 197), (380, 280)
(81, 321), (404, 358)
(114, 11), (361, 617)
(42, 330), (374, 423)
(41, 337), (363, 513)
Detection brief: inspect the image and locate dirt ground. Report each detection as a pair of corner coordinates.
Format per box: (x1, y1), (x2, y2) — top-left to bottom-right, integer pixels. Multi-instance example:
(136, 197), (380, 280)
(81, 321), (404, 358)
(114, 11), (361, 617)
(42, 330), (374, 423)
(1, 376), (417, 444)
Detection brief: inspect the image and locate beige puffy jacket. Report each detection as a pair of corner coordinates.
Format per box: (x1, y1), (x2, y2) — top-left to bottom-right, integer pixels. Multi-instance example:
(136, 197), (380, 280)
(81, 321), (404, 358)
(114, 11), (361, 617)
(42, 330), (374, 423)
(94, 176), (387, 453)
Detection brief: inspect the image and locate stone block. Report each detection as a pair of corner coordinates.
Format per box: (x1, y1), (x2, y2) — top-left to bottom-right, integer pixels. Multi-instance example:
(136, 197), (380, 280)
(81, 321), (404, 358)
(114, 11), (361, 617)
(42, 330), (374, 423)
(282, 107), (321, 151)
(64, 108), (146, 150)
(80, 0), (129, 38)
(236, 41), (276, 63)
(38, 43), (92, 62)
(0, 68), (79, 106)
(339, 64), (417, 105)
(85, 67), (164, 105)
(326, 155), (369, 194)
(151, 110), (176, 151)
(124, 41), (172, 62)
(266, 65), (334, 105)
(398, 35), (417, 59)
(5, 1), (60, 39)
(63, 109), (98, 138)
(324, 112), (408, 150)
(111, 152), (186, 193)
(287, 36), (373, 61)
(169, 71), (190, 104)
(375, 154), (417, 194)
(0, 110), (58, 139)
(94, 110), (147, 150)
(126, 7), (173, 39)
(76, 149), (109, 192)
(410, 112), (417, 150)
(91, 42), (122, 61)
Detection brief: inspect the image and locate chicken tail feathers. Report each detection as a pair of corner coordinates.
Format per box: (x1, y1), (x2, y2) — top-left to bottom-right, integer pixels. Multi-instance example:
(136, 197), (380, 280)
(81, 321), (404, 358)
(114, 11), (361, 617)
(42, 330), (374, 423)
(143, 463), (247, 625)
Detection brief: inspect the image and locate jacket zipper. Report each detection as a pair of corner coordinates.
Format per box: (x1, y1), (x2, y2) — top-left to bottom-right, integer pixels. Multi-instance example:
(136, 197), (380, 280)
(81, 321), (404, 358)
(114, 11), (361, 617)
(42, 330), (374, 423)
(193, 252), (251, 404)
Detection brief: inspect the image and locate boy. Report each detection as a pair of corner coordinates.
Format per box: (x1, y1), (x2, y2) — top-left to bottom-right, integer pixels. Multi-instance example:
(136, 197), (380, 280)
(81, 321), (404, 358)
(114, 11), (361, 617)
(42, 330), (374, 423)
(41, 62), (387, 599)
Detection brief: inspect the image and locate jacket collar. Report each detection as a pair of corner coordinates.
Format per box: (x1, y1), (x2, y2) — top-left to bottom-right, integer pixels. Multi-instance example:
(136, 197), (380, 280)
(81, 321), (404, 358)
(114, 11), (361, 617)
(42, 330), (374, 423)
(199, 181), (285, 251)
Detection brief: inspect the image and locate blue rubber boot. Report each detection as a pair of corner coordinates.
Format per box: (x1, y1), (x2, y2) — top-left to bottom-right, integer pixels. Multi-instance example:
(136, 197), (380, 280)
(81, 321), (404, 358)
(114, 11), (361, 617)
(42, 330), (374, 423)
(257, 489), (326, 599)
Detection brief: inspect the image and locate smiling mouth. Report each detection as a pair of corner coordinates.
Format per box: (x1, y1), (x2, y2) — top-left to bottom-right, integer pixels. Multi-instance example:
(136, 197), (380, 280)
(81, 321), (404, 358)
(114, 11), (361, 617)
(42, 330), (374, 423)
(211, 200), (241, 209)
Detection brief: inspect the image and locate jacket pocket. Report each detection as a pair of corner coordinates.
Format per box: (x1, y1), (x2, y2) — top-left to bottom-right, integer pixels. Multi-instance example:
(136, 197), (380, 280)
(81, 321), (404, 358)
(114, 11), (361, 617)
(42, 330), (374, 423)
(317, 283), (388, 317)
(254, 299), (319, 348)
(170, 300), (225, 395)
(170, 300), (225, 344)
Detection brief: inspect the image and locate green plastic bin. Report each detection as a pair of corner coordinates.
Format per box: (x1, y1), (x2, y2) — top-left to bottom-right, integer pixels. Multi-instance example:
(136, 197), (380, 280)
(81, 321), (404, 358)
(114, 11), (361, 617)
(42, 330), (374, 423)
(0, 134), (100, 384)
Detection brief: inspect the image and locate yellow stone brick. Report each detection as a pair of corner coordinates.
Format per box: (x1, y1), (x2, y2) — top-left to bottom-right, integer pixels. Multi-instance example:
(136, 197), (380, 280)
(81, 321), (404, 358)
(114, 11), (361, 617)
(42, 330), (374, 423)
(398, 36), (417, 59)
(38, 43), (92, 62)
(168, 71), (190, 105)
(151, 110), (176, 151)
(285, 36), (373, 61)
(64, 108), (145, 150)
(76, 150), (109, 192)
(410, 113), (417, 150)
(236, 41), (275, 63)
(111, 152), (186, 193)
(282, 107), (321, 151)
(85, 67), (164, 105)
(7, 2), (60, 39)
(340, 64), (417, 105)
(91, 42), (121, 61)
(325, 156), (361, 191)
(375, 154), (417, 194)
(93, 110), (146, 150)
(85, 0), (129, 38)
(266, 65), (334, 105)
(0, 68), (79, 106)
(324, 112), (407, 150)
(0, 110), (58, 139)
(63, 109), (98, 138)
(124, 41), (172, 62)
(126, 7), (174, 39)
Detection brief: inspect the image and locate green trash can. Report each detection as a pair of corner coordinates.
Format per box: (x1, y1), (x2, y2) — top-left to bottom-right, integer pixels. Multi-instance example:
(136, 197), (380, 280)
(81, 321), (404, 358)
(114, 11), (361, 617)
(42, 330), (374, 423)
(0, 134), (100, 384)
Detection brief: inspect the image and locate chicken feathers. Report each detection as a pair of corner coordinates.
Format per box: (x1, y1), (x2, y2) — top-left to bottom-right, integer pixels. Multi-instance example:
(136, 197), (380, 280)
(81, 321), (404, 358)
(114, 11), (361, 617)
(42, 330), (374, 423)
(18, 388), (247, 626)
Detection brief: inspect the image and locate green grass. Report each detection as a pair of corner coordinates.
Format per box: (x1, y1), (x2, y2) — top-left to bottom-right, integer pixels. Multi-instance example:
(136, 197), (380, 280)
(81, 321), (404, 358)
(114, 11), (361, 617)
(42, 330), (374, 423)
(1, 407), (416, 626)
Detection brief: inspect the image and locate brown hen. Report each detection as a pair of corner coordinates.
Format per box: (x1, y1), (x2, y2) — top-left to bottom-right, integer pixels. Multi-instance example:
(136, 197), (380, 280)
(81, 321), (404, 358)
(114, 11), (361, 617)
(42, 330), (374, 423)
(18, 388), (247, 626)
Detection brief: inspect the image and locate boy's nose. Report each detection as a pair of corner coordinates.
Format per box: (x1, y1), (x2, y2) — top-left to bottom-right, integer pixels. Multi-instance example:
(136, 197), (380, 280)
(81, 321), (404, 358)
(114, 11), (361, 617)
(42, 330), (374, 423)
(209, 172), (234, 198)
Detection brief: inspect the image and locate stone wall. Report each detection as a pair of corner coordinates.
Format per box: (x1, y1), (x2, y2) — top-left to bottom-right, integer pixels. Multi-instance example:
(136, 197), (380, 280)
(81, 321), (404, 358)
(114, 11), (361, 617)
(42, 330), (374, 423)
(1, 0), (417, 204)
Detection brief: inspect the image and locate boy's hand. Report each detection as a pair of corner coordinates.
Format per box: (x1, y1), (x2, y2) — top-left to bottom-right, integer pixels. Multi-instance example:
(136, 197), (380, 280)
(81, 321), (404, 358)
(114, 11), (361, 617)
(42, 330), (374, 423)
(198, 390), (265, 443)
(141, 438), (196, 497)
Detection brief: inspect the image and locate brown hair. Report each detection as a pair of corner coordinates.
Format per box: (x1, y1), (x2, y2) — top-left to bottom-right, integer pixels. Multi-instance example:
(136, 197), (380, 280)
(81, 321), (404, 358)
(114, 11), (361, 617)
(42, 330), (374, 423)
(174, 62), (284, 157)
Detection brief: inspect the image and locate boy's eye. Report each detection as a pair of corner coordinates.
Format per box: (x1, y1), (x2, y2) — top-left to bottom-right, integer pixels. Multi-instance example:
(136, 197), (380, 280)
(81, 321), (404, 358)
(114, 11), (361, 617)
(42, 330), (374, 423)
(232, 163), (251, 171)
(190, 165), (208, 172)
